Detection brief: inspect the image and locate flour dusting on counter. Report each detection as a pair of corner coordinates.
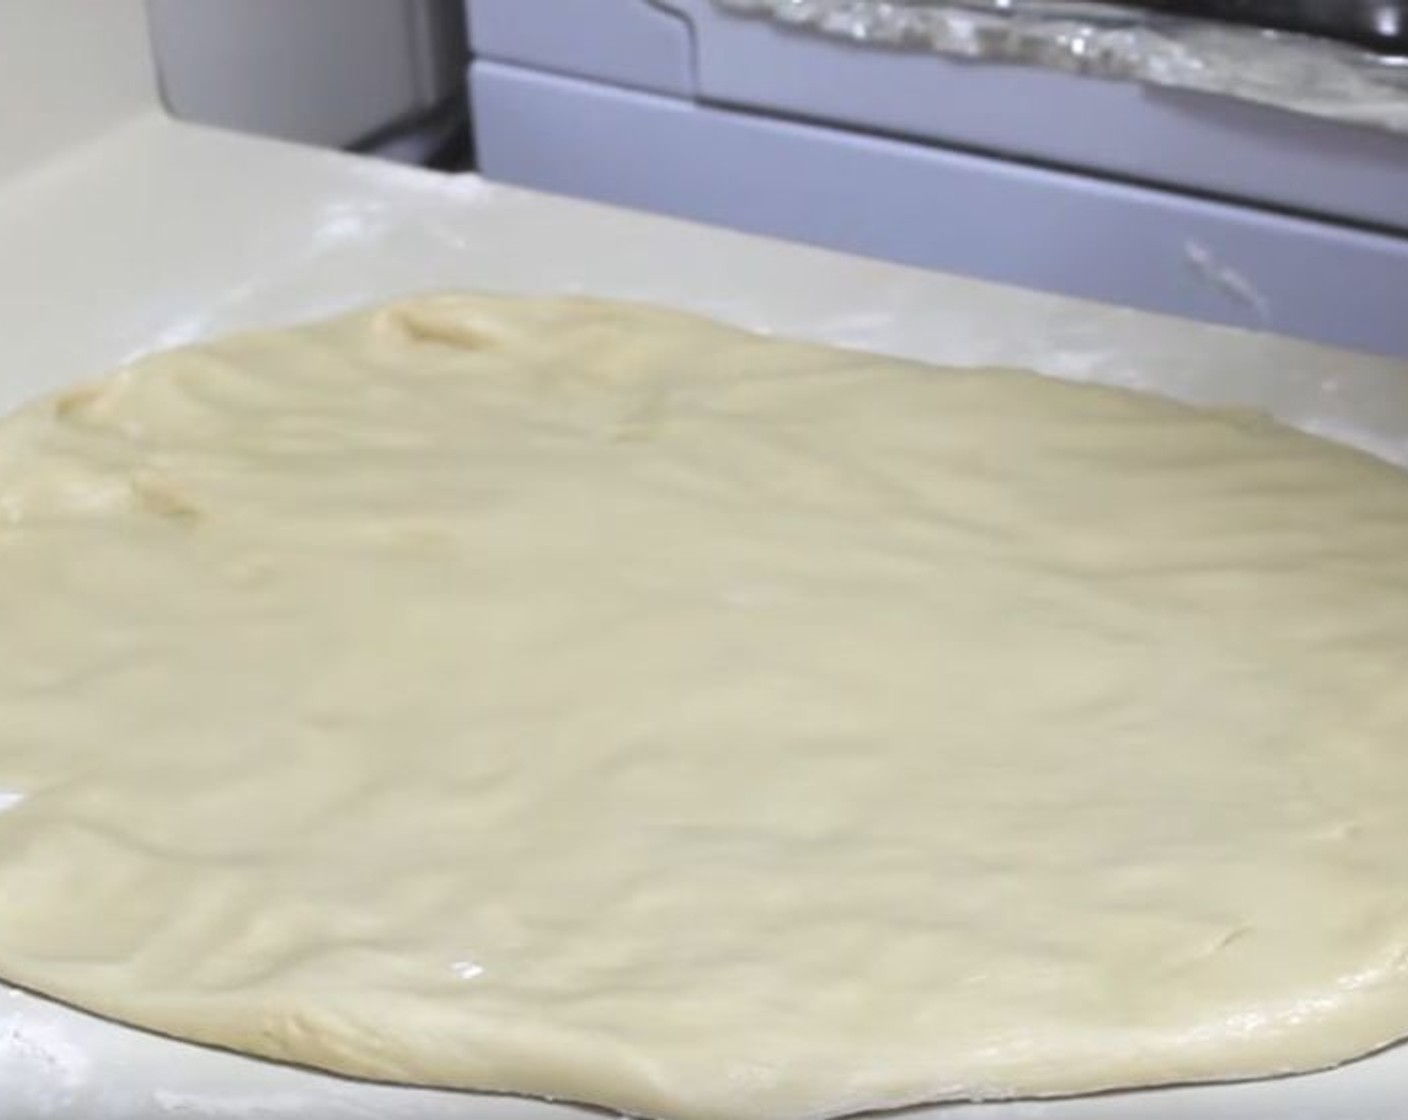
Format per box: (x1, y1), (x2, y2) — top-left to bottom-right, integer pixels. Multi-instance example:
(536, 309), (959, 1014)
(1, 992), (92, 1115)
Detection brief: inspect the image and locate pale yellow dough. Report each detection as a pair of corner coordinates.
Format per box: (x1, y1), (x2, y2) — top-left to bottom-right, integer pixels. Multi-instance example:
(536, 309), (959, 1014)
(2, 294), (1408, 1120)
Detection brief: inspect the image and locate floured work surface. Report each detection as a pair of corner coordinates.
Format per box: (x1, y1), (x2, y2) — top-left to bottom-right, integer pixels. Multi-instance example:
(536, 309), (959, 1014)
(0, 293), (1407, 1120)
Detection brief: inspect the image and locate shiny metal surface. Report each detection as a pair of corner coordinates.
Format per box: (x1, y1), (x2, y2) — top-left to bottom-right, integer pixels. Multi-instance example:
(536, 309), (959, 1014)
(717, 0), (1408, 132)
(1154, 0), (1408, 51)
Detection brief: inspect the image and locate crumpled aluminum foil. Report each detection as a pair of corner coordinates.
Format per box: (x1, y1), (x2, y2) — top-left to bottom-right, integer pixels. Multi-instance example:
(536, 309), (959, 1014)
(716, 0), (1408, 134)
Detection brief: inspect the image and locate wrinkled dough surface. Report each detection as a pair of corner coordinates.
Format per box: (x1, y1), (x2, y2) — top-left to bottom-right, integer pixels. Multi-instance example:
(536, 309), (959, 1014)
(1, 294), (1408, 1120)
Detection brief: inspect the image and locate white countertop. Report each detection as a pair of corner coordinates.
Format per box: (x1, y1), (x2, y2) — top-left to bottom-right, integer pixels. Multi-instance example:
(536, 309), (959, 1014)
(3, 3), (1407, 1116)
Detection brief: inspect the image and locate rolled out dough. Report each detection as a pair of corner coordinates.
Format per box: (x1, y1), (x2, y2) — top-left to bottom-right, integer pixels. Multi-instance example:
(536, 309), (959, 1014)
(1, 294), (1407, 1120)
